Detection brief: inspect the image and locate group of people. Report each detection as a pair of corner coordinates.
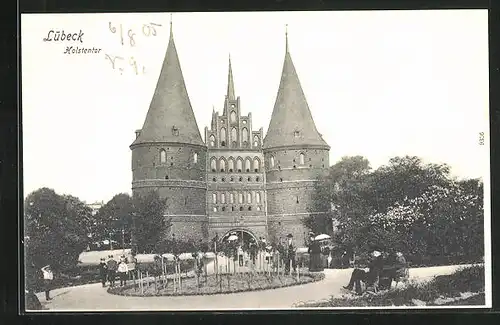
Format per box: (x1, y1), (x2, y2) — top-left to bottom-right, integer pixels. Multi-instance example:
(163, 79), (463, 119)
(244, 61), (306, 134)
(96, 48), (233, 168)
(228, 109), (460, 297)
(98, 255), (134, 288)
(343, 250), (408, 295)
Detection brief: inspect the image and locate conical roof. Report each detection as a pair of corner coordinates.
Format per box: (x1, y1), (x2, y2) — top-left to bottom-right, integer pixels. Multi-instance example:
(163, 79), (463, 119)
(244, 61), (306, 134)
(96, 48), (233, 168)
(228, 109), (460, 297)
(263, 32), (329, 150)
(131, 22), (204, 147)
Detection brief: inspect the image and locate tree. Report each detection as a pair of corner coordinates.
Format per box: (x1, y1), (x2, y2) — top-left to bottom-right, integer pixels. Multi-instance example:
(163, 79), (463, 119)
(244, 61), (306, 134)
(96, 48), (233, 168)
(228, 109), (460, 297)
(368, 178), (484, 265)
(370, 156), (452, 213)
(131, 191), (167, 254)
(24, 188), (92, 271)
(306, 156), (376, 250)
(94, 193), (134, 248)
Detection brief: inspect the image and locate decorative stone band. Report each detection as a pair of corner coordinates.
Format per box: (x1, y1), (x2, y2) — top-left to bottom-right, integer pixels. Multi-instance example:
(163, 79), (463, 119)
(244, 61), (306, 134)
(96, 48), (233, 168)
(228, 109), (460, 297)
(165, 214), (208, 222)
(130, 141), (208, 151)
(132, 179), (207, 189)
(267, 211), (329, 222)
(265, 179), (318, 189)
(207, 183), (266, 190)
(262, 144), (330, 151)
(209, 216), (267, 223)
(209, 221), (268, 228)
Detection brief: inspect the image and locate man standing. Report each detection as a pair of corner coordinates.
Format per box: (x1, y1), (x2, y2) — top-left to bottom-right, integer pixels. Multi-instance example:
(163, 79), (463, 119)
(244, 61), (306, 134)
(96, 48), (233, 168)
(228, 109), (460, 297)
(98, 258), (107, 287)
(285, 234), (297, 274)
(117, 259), (129, 287)
(106, 255), (118, 287)
(40, 265), (53, 301)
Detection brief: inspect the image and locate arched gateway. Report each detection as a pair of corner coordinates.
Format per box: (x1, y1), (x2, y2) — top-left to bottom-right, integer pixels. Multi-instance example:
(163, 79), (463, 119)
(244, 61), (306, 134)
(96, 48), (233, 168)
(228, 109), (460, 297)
(219, 228), (259, 246)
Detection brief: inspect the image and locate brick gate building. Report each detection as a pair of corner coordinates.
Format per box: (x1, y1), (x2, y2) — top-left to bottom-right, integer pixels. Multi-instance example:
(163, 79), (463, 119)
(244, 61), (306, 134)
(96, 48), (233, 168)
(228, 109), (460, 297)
(130, 22), (330, 247)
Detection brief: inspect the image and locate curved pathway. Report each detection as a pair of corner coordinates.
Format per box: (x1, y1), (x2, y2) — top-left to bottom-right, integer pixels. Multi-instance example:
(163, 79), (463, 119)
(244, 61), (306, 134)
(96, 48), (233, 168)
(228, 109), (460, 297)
(34, 264), (471, 311)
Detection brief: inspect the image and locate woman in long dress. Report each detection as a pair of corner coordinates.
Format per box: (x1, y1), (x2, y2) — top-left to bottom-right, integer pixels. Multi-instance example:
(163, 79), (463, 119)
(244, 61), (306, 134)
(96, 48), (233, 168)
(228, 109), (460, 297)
(308, 235), (322, 272)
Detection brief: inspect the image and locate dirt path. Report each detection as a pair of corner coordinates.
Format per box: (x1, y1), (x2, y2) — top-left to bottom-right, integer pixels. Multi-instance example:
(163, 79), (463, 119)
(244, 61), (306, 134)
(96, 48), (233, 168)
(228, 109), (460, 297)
(33, 263), (471, 311)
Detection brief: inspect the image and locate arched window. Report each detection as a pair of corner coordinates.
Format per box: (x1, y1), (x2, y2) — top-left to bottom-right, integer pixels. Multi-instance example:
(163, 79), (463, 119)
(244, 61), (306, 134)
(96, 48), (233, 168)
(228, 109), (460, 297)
(221, 193), (226, 204)
(220, 127), (226, 146)
(256, 192), (261, 204)
(231, 127), (237, 143)
(236, 159), (243, 172)
(209, 135), (216, 147)
(210, 158), (217, 172)
(296, 195), (299, 203)
(299, 153), (305, 165)
(230, 193), (234, 204)
(253, 135), (260, 147)
(220, 158), (226, 172)
(212, 193), (217, 204)
(238, 193), (243, 204)
(228, 158), (234, 172)
(242, 128), (248, 142)
(193, 152), (198, 164)
(245, 158), (251, 172)
(230, 111), (237, 123)
(270, 155), (275, 168)
(247, 192), (252, 203)
(253, 158), (260, 172)
(160, 149), (167, 163)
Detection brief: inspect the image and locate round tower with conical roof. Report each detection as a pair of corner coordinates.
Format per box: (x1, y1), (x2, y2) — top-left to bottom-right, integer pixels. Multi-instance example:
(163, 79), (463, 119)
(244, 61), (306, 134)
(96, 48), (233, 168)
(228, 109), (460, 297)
(263, 27), (330, 246)
(130, 19), (208, 242)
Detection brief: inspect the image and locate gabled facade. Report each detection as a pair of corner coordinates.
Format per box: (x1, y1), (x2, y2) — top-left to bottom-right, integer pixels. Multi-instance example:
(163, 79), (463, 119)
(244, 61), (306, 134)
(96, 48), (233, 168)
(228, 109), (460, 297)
(131, 23), (330, 246)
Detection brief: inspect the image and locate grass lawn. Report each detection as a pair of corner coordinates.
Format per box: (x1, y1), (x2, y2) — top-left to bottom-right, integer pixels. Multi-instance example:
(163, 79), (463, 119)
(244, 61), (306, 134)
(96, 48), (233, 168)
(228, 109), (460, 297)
(298, 264), (485, 307)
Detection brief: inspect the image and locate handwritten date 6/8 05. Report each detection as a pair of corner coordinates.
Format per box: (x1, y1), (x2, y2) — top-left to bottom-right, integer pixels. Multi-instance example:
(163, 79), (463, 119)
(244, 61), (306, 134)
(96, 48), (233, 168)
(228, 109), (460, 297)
(109, 22), (162, 47)
(105, 54), (145, 75)
(479, 132), (485, 146)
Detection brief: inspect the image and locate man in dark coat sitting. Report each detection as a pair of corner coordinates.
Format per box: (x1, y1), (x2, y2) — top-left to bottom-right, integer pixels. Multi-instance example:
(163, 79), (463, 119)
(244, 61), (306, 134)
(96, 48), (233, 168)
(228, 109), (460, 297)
(343, 250), (384, 294)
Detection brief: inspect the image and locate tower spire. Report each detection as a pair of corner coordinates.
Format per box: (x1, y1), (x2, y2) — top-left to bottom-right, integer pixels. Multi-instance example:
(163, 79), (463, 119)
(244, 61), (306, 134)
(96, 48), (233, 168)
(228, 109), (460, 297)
(285, 24), (289, 53)
(227, 53), (236, 101)
(169, 13), (173, 39)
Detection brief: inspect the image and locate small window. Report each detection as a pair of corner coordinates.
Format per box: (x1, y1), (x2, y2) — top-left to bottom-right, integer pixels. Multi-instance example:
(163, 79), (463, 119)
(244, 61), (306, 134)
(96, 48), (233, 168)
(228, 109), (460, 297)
(257, 206), (261, 211)
(248, 177), (251, 181)
(170, 163), (173, 166)
(213, 207), (217, 212)
(222, 206), (226, 211)
(248, 206), (252, 211)
(172, 126), (179, 136)
(220, 159), (226, 172)
(230, 193), (234, 204)
(213, 193), (217, 204)
(278, 166), (281, 171)
(209, 135), (216, 147)
(238, 193), (243, 204)
(239, 177), (243, 182)
(221, 141), (226, 147)
(299, 153), (305, 165)
(212, 177), (216, 182)
(221, 193), (226, 204)
(160, 149), (167, 164)
(230, 177), (234, 182)
(231, 206), (235, 211)
(236, 159), (243, 172)
(322, 164), (325, 168)
(165, 175), (169, 180)
(228, 159), (234, 172)
(296, 196), (299, 203)
(193, 152), (198, 164)
(293, 165), (296, 169)
(247, 192), (252, 203)
(280, 178), (283, 182)
(256, 177), (260, 182)
(222, 177), (225, 182)
(240, 207), (244, 211)
(230, 111), (237, 123)
(294, 130), (300, 137)
(256, 192), (261, 204)
(270, 156), (275, 168)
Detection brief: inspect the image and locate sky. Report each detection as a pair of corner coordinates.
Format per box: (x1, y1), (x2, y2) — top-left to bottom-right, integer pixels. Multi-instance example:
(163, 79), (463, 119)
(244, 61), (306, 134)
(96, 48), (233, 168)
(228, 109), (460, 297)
(21, 10), (490, 204)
